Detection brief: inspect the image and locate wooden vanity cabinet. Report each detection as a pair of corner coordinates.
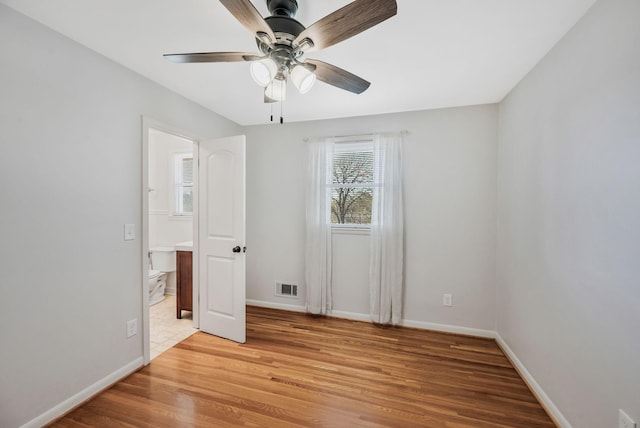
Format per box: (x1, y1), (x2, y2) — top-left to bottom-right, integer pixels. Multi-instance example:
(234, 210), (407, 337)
(176, 250), (193, 319)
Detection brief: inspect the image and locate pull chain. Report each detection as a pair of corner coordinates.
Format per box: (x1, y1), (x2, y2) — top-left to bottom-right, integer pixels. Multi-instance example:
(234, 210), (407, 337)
(280, 82), (284, 124)
(280, 100), (284, 124)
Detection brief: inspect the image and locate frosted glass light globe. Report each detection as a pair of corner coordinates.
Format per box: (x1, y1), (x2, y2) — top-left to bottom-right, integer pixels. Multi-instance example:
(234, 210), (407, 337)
(291, 65), (316, 94)
(250, 58), (277, 87)
(265, 77), (287, 101)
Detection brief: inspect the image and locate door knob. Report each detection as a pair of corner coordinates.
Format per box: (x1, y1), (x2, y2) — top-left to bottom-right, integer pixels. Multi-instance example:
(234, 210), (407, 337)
(232, 246), (241, 253)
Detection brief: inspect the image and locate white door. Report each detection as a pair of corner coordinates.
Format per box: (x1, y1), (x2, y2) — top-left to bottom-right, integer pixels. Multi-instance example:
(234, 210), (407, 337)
(198, 135), (246, 343)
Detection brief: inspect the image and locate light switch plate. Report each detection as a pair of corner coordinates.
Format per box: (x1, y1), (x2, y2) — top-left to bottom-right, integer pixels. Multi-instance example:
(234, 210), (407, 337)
(443, 294), (453, 307)
(124, 224), (135, 241)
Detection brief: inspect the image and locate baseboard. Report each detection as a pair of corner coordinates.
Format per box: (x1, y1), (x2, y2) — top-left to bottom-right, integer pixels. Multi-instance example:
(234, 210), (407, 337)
(246, 300), (371, 322)
(329, 309), (371, 322)
(21, 357), (144, 428)
(495, 334), (571, 428)
(247, 299), (494, 337)
(246, 299), (306, 313)
(400, 319), (495, 338)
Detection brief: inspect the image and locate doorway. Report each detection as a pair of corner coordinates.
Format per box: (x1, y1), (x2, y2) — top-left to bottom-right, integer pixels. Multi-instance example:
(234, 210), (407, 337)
(142, 119), (247, 365)
(142, 118), (199, 364)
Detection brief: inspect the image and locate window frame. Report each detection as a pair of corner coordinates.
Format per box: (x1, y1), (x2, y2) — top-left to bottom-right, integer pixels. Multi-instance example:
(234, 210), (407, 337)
(172, 152), (193, 216)
(329, 139), (378, 230)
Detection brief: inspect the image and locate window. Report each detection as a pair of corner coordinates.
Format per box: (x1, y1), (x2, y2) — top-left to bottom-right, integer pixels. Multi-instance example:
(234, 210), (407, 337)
(173, 153), (193, 215)
(306, 133), (404, 319)
(330, 142), (376, 227)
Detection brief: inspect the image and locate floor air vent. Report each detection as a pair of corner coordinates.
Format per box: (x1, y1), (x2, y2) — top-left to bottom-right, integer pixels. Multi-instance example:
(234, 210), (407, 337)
(276, 282), (298, 298)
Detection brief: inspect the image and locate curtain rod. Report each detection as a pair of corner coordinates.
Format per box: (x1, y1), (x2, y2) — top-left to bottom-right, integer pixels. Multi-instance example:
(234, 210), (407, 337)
(303, 129), (409, 142)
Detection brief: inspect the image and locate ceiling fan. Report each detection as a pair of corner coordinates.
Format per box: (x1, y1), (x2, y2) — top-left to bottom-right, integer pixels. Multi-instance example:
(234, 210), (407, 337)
(164, 0), (398, 105)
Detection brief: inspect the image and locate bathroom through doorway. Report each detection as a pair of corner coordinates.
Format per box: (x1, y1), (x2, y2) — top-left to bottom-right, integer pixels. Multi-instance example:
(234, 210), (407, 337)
(142, 118), (198, 363)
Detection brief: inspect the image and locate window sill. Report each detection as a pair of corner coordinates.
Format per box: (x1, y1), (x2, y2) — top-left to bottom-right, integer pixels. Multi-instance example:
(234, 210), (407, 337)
(168, 215), (193, 222)
(331, 226), (371, 236)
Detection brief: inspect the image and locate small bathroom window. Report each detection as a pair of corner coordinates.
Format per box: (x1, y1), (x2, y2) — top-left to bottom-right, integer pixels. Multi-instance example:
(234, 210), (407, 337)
(173, 153), (193, 215)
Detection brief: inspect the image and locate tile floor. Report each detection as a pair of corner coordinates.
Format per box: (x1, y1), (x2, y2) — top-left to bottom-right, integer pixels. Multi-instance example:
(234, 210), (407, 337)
(149, 295), (197, 360)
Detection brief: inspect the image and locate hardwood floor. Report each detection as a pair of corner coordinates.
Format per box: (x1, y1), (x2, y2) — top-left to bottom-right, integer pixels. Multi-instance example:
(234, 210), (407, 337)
(50, 306), (555, 427)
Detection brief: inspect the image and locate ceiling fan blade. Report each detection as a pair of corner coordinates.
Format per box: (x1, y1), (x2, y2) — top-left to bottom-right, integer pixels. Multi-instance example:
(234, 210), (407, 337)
(306, 59), (370, 94)
(294, 0), (397, 53)
(164, 52), (260, 63)
(219, 0), (276, 44)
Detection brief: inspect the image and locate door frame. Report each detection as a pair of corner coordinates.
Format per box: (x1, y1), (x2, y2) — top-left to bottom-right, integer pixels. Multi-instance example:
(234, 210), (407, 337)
(141, 116), (201, 365)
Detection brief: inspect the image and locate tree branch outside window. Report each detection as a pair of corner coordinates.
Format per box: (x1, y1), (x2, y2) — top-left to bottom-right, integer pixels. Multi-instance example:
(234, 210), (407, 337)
(330, 144), (375, 225)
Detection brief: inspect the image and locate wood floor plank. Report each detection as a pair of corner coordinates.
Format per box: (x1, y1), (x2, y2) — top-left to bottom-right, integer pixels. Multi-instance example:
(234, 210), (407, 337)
(49, 306), (555, 427)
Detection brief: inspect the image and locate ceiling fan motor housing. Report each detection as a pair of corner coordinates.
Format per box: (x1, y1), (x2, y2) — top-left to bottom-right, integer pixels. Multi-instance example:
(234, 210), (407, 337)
(262, 0), (305, 51)
(262, 16), (304, 48)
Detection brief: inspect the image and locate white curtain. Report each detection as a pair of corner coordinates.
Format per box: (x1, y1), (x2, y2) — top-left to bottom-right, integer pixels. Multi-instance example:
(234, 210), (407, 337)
(305, 138), (334, 314)
(369, 133), (404, 325)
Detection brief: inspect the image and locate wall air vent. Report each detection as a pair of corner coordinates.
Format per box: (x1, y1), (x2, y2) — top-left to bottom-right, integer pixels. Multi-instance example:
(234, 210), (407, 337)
(276, 281), (298, 298)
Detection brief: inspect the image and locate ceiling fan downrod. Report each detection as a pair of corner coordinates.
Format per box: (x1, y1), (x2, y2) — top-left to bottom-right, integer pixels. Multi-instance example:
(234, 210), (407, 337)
(267, 0), (298, 18)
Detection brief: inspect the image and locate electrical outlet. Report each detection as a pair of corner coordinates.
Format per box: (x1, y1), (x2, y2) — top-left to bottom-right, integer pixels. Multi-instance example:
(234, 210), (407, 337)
(619, 409), (636, 428)
(126, 319), (137, 338)
(443, 294), (453, 307)
(124, 224), (135, 241)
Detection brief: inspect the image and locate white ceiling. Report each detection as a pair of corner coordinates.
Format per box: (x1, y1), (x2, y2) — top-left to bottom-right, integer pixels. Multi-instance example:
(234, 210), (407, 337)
(2, 0), (596, 126)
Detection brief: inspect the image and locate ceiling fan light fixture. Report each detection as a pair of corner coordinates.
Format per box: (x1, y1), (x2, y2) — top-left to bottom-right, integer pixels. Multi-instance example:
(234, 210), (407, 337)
(291, 64), (316, 94)
(165, 0), (398, 116)
(250, 58), (278, 87)
(265, 76), (287, 101)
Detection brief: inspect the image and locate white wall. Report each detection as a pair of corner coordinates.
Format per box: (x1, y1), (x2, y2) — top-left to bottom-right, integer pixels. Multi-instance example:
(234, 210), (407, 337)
(244, 105), (498, 332)
(496, 0), (640, 426)
(0, 6), (239, 427)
